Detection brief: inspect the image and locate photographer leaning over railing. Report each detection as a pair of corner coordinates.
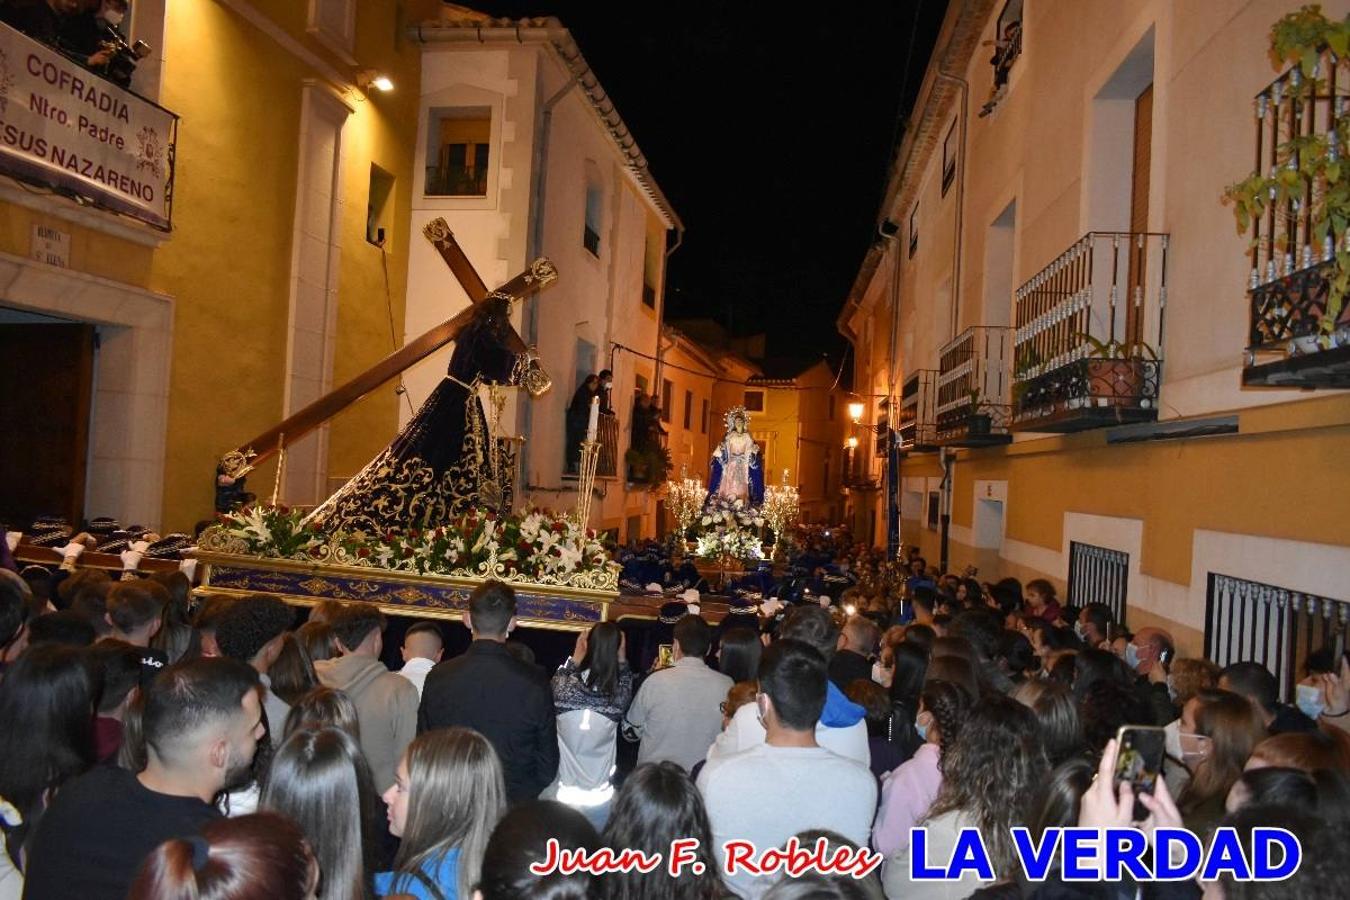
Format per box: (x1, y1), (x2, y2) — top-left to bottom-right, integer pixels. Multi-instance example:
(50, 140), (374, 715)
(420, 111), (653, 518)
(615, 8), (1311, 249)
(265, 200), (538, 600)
(0, 0), (147, 89)
(59, 0), (148, 89)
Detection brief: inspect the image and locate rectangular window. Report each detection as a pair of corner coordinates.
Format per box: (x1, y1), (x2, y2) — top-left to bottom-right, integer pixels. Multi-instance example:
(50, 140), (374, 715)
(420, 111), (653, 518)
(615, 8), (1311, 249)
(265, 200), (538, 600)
(1068, 542), (1129, 627)
(584, 185), (603, 256)
(701, 399), (709, 434)
(683, 390), (693, 429)
(661, 379), (673, 423)
(909, 204), (919, 259)
(743, 390), (765, 412)
(1205, 574), (1350, 701)
(942, 120), (957, 196)
(926, 491), (940, 530)
(426, 108), (490, 196)
(308, 0), (356, 58)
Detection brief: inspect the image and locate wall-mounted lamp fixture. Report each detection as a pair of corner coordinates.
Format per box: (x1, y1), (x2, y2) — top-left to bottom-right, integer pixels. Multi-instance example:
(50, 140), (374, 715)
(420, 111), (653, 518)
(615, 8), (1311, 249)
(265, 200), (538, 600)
(356, 70), (394, 92)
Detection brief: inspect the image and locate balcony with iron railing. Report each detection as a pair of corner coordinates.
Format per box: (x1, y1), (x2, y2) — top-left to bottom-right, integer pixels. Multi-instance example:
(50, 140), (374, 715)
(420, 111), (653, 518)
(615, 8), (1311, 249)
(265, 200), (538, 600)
(0, 22), (178, 232)
(563, 412), (619, 480)
(936, 326), (1013, 447)
(1240, 49), (1350, 388)
(843, 443), (879, 490)
(425, 166), (488, 197)
(1011, 232), (1168, 432)
(898, 369), (939, 452)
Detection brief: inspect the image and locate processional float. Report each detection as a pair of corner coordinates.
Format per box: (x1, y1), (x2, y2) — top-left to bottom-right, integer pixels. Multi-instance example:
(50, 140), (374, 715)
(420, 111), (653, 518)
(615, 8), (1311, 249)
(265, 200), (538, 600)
(192, 221), (649, 629)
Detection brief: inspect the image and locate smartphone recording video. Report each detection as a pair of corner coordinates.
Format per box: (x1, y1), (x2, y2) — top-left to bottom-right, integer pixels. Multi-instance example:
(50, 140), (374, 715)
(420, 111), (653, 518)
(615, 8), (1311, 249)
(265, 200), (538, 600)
(1114, 725), (1166, 820)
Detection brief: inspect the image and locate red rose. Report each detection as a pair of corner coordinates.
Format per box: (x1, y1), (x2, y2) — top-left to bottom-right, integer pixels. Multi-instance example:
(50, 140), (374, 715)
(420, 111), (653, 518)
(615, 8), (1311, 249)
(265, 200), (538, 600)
(402, 547), (414, 558)
(357, 547), (371, 558)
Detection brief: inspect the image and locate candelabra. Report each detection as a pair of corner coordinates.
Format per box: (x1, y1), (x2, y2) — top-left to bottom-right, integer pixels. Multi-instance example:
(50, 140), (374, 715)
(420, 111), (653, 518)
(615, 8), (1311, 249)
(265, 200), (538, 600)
(574, 439), (601, 528)
(665, 466), (708, 538)
(762, 469), (800, 550)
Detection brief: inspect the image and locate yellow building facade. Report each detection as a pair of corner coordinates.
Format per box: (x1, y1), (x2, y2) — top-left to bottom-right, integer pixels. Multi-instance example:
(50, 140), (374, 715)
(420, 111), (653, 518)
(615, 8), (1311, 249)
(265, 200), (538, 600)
(840, 0), (1350, 665)
(0, 0), (432, 533)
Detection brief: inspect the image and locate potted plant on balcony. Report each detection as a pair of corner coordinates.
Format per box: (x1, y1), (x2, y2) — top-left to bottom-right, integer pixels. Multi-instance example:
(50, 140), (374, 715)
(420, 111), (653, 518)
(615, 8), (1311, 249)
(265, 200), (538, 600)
(966, 388), (993, 436)
(1076, 335), (1158, 409)
(1222, 5), (1350, 356)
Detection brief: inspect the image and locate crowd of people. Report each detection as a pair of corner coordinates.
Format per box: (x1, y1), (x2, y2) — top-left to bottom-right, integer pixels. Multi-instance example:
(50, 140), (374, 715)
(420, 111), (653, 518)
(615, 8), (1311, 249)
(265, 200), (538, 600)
(2, 535), (1350, 899)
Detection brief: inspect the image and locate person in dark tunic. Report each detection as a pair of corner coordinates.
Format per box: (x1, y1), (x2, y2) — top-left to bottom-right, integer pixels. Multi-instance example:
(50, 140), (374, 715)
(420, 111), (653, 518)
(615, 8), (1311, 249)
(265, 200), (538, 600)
(305, 297), (529, 535)
(565, 373), (599, 473)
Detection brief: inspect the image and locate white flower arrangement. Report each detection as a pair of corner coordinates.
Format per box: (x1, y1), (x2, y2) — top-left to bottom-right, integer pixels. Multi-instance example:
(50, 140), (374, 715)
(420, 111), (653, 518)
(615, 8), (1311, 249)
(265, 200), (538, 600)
(206, 505), (617, 589)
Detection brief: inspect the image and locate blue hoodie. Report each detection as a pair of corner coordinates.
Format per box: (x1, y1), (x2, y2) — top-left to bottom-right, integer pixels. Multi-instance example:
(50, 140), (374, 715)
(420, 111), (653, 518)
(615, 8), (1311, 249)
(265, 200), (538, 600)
(820, 679), (867, 728)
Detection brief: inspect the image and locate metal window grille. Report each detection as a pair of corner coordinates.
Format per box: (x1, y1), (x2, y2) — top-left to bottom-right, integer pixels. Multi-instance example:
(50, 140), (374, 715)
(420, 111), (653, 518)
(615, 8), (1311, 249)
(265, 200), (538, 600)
(1204, 574), (1350, 701)
(1067, 541), (1129, 625)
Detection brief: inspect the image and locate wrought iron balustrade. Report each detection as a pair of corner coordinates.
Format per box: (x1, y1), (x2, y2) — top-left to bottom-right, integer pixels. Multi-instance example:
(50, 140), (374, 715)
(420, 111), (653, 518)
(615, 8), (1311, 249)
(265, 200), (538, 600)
(1068, 541), (1130, 626)
(425, 166), (487, 197)
(935, 326), (1013, 447)
(564, 412), (619, 479)
(898, 370), (939, 452)
(1012, 232), (1167, 432)
(1242, 49), (1350, 387)
(1205, 573), (1349, 701)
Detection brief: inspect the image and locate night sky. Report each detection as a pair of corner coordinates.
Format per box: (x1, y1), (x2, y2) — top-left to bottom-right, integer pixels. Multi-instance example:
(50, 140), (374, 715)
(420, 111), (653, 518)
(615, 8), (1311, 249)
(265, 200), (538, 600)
(476, 2), (948, 365)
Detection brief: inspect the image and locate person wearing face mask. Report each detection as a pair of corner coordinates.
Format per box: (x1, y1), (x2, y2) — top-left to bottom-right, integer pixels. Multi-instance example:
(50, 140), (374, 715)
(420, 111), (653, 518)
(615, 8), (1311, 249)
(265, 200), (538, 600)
(871, 679), (973, 858)
(697, 640), (876, 900)
(1074, 602), (1113, 649)
(55, 0), (126, 74)
(596, 368), (614, 413)
(1127, 627), (1178, 726)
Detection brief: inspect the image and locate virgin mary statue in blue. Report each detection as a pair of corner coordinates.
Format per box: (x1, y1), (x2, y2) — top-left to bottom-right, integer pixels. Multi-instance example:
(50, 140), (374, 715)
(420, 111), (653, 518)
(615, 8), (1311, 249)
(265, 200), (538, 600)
(706, 406), (765, 508)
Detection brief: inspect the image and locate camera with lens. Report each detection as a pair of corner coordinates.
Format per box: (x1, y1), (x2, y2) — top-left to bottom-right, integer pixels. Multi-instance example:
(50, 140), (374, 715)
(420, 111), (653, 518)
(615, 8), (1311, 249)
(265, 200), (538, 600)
(100, 25), (151, 89)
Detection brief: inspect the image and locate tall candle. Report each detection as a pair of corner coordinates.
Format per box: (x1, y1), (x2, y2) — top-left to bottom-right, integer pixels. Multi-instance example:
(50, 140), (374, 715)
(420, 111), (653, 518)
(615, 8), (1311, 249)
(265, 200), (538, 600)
(783, 468), (790, 485)
(586, 396), (600, 442)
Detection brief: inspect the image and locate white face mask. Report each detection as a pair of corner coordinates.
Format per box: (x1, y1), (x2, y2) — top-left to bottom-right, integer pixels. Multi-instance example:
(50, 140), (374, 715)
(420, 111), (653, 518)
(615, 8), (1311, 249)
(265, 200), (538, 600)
(1125, 642), (1141, 671)
(102, 8), (124, 25)
(1295, 683), (1325, 720)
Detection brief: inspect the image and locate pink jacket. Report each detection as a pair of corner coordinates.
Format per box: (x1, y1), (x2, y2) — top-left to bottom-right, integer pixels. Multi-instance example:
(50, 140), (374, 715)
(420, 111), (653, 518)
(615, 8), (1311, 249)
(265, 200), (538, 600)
(871, 741), (942, 857)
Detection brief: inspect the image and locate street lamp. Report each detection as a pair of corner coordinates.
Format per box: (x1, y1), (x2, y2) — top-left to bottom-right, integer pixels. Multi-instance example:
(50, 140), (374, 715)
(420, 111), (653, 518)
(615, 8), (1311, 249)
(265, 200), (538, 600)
(846, 435), (859, 450)
(847, 401), (866, 423)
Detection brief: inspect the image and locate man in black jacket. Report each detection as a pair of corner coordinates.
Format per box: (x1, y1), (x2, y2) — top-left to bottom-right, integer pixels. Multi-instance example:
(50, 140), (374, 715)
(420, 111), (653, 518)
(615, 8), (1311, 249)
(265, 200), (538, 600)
(828, 614), (877, 691)
(419, 580), (559, 803)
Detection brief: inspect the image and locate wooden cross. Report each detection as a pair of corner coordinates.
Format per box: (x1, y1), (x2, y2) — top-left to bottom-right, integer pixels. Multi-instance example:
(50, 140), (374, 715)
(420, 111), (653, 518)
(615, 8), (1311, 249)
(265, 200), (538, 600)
(219, 219), (556, 478)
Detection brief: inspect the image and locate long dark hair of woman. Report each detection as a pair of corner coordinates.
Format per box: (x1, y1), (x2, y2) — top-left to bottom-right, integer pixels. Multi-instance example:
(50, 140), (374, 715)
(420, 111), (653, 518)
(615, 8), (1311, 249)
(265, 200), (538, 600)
(925, 692), (1047, 876)
(889, 641), (929, 710)
(600, 762), (725, 900)
(478, 800), (599, 900)
(717, 628), (762, 685)
(261, 727), (380, 900)
(268, 633), (319, 706)
(0, 643), (94, 868)
(579, 622), (622, 697)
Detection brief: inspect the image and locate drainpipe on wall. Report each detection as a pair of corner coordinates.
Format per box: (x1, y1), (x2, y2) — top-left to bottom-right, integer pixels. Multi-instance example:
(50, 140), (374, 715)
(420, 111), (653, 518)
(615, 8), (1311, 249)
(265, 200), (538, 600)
(939, 446), (955, 573)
